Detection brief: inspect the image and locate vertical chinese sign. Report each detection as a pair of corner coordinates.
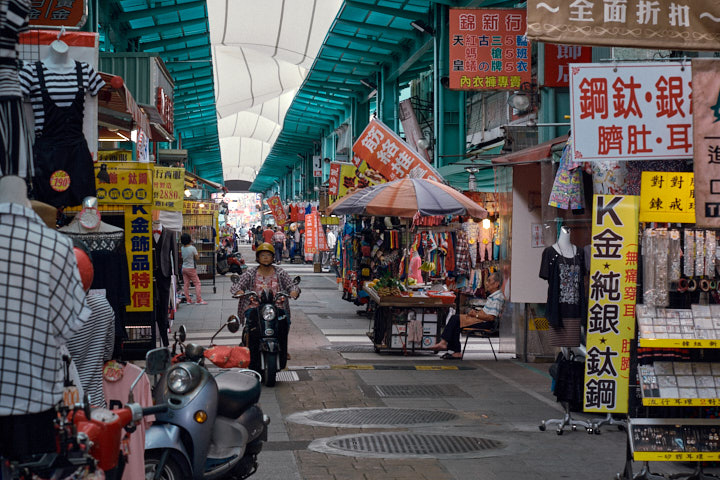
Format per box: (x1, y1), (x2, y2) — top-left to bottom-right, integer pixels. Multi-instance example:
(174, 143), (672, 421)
(639, 172), (695, 224)
(570, 63), (693, 162)
(692, 59), (720, 227)
(448, 9), (531, 90)
(305, 210), (318, 255)
(267, 196), (287, 226)
(543, 44), (591, 88)
(125, 204), (153, 312)
(584, 195), (639, 413)
(152, 166), (185, 212)
(328, 162), (342, 198)
(352, 118), (442, 182)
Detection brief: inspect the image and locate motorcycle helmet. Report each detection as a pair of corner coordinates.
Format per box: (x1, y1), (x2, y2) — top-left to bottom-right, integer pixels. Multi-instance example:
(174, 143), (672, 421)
(255, 242), (275, 262)
(73, 241), (94, 292)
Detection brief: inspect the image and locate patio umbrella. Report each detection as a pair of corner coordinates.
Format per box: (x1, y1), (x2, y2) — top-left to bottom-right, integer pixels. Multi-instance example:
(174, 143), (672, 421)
(326, 177), (488, 218)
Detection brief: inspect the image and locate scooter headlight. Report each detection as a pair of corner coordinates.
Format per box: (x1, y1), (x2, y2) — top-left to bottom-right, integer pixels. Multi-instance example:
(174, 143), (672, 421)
(167, 366), (194, 394)
(261, 304), (276, 321)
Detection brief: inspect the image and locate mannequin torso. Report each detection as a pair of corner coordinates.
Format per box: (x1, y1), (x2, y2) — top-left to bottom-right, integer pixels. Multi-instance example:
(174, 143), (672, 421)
(553, 226), (576, 258)
(42, 40), (75, 74)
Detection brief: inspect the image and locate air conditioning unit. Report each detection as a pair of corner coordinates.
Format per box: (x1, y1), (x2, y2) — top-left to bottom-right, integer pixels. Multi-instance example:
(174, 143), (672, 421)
(502, 125), (539, 152)
(157, 149), (188, 165)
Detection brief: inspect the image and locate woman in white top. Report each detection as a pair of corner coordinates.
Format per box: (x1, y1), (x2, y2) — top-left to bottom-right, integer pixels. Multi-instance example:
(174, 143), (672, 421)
(180, 233), (206, 305)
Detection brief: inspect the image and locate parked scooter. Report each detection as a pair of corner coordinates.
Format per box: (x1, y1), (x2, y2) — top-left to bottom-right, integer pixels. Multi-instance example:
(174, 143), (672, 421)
(231, 274), (301, 387)
(5, 348), (170, 480)
(216, 248), (230, 275)
(227, 252), (247, 274)
(145, 317), (269, 480)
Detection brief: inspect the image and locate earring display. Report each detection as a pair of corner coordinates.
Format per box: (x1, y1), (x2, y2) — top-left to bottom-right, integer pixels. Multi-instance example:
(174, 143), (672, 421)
(669, 230), (682, 283)
(695, 231), (705, 281)
(630, 420), (720, 456)
(684, 229), (695, 278)
(705, 230), (716, 279)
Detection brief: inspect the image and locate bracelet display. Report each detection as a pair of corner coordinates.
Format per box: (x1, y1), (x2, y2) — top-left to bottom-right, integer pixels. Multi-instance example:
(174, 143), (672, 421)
(687, 279), (698, 292)
(677, 278), (689, 293)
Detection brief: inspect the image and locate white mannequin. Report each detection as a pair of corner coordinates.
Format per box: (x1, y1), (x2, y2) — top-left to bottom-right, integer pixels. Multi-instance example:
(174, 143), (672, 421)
(0, 176), (31, 207)
(59, 196), (122, 234)
(43, 38), (75, 74)
(152, 220), (163, 243)
(552, 226), (576, 258)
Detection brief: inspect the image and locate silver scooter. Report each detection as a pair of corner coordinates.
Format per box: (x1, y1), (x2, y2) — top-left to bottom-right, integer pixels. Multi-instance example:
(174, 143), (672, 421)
(145, 316), (269, 480)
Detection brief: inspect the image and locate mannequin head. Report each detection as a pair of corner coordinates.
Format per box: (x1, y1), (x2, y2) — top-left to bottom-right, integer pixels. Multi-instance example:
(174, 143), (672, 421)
(0, 176), (31, 207)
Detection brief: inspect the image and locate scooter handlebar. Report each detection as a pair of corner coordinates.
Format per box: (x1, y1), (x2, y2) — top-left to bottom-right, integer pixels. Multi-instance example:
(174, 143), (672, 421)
(142, 404), (169, 416)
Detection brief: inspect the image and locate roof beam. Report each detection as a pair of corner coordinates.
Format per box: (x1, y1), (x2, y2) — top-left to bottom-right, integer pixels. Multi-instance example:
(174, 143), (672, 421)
(320, 44), (389, 63)
(344, 1), (428, 21)
(387, 37), (433, 82)
(317, 56), (377, 69)
(308, 69), (367, 83)
(328, 32), (402, 52)
(139, 32), (208, 50)
(117, 1), (206, 23)
(161, 45), (211, 61)
(125, 18), (207, 39)
(336, 18), (409, 37)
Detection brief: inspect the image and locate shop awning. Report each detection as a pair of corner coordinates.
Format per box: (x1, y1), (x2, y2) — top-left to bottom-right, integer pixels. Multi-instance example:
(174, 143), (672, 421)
(491, 134), (569, 166)
(97, 72), (152, 137)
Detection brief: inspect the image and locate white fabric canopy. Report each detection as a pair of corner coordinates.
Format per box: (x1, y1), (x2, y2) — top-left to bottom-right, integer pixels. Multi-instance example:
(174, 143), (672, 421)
(207, 0), (343, 183)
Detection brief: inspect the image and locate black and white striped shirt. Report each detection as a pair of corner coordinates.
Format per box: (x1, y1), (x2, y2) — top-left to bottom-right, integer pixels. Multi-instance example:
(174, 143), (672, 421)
(0, 202), (91, 415)
(66, 294), (115, 408)
(0, 0), (30, 99)
(18, 61), (104, 133)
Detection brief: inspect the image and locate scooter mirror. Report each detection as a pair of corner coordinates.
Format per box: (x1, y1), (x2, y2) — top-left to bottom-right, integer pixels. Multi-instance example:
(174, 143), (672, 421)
(178, 325), (187, 343)
(145, 348), (171, 375)
(230, 273), (240, 284)
(227, 315), (241, 333)
(293, 276), (301, 285)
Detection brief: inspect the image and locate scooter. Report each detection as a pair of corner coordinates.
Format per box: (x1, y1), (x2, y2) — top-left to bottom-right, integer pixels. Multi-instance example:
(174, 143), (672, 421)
(145, 317), (269, 480)
(232, 275), (301, 387)
(5, 348), (170, 480)
(227, 252), (247, 274)
(217, 248), (230, 275)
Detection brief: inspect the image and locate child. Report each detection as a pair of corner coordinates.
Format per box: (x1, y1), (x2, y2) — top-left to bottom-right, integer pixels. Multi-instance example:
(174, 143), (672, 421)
(181, 233), (206, 305)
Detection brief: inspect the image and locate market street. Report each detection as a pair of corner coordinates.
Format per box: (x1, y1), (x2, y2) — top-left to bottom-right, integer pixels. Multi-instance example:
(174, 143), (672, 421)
(169, 246), (712, 480)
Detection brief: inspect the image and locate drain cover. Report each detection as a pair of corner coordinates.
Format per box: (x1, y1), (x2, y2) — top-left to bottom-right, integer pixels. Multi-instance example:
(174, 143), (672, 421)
(327, 344), (377, 352)
(310, 432), (506, 459)
(286, 407), (459, 428)
(276, 371), (299, 382)
(374, 384), (469, 398)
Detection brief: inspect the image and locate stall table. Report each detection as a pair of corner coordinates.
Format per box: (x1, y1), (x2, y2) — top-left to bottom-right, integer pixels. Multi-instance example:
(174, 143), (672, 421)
(364, 285), (453, 354)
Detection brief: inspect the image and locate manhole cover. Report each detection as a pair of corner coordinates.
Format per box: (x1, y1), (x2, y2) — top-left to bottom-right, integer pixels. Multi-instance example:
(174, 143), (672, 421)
(276, 371), (299, 382)
(374, 384), (469, 398)
(327, 344), (377, 352)
(310, 432), (506, 459)
(286, 407), (459, 428)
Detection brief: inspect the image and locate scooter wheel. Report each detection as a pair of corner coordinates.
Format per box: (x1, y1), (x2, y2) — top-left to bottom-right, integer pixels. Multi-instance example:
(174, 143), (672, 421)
(263, 352), (278, 387)
(145, 450), (186, 480)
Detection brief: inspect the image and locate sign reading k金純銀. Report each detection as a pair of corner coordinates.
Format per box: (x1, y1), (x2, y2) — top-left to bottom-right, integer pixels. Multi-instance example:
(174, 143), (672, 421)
(639, 172), (695, 224)
(448, 9), (531, 91)
(692, 59), (720, 228)
(125, 205), (153, 312)
(570, 63), (693, 162)
(527, 0), (720, 52)
(584, 195), (639, 414)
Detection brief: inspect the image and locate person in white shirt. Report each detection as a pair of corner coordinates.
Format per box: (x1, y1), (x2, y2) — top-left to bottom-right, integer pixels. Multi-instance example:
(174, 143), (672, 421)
(181, 233), (206, 305)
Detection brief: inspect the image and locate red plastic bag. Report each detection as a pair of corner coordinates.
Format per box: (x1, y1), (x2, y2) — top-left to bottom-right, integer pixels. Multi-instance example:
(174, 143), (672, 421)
(204, 345), (251, 368)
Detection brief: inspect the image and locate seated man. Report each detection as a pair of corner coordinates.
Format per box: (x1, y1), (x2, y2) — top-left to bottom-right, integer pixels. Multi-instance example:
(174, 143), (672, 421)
(429, 271), (505, 359)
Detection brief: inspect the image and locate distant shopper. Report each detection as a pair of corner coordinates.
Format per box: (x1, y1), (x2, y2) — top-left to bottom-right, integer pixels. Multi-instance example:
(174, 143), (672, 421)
(181, 233), (206, 305)
(272, 226), (286, 264)
(262, 224), (274, 244)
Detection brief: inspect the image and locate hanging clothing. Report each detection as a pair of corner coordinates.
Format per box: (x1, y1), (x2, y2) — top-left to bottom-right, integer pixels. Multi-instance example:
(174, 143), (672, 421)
(539, 246), (586, 330)
(548, 139), (584, 210)
(24, 62), (100, 207)
(103, 362), (154, 480)
(0, 0), (32, 178)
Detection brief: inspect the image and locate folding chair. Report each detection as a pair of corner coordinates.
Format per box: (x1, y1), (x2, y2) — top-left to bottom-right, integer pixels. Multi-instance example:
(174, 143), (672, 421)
(461, 320), (499, 361)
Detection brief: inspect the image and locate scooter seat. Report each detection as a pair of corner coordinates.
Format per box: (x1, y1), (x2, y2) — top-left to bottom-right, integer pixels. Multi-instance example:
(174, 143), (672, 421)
(214, 370), (261, 419)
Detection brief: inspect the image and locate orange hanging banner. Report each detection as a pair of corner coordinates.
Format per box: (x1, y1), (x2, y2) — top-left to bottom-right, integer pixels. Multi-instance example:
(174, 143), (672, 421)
(267, 196), (288, 226)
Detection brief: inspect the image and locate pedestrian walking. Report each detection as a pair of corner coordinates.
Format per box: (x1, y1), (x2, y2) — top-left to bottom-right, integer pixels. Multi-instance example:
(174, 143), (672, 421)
(181, 233), (207, 305)
(272, 226), (286, 264)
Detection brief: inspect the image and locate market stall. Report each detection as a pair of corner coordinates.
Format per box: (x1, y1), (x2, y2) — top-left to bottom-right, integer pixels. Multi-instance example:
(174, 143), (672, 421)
(327, 177), (490, 354)
(182, 200), (219, 294)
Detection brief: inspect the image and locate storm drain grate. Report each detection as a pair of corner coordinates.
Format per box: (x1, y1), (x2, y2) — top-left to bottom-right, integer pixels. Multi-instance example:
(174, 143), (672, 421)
(327, 344), (377, 353)
(311, 432), (506, 459)
(287, 407), (459, 428)
(276, 371), (299, 382)
(374, 384), (468, 398)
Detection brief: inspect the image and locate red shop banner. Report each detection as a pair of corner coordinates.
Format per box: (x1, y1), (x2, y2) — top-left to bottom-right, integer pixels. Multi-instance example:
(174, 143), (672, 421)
(29, 0), (87, 29)
(570, 62), (693, 162)
(543, 44), (592, 88)
(267, 196), (287, 226)
(352, 119), (442, 183)
(328, 162), (342, 196)
(304, 211), (318, 255)
(448, 8), (531, 90)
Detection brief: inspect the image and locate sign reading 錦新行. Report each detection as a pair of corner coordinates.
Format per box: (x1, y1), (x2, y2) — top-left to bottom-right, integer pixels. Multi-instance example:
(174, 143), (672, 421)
(584, 195), (639, 414)
(570, 63), (693, 162)
(448, 9), (531, 91)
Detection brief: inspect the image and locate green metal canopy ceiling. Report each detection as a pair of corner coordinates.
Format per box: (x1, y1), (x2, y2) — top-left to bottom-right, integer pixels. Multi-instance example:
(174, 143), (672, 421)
(102, 0), (223, 184)
(249, 0), (439, 193)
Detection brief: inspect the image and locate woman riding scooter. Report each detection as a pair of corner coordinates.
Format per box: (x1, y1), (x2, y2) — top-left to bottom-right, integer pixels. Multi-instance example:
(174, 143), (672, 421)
(230, 242), (300, 359)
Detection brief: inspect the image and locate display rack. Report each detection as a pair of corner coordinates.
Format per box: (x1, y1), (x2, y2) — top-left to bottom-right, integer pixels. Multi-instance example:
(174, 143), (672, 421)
(182, 202), (219, 294)
(364, 285), (450, 354)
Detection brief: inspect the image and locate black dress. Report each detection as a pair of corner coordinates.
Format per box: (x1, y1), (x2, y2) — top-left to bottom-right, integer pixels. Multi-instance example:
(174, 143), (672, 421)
(539, 246), (586, 346)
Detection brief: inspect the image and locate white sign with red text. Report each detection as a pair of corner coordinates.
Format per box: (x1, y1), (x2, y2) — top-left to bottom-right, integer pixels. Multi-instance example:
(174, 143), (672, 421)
(570, 63), (693, 162)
